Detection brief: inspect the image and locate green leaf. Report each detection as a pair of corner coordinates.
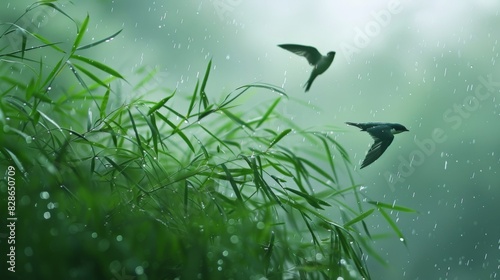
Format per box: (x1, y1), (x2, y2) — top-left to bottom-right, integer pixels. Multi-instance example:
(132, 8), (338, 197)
(222, 109), (254, 132)
(284, 187), (330, 209)
(158, 114), (195, 153)
(221, 163), (243, 203)
(72, 14), (89, 53)
(199, 59), (211, 109)
(100, 88), (110, 118)
(72, 62), (109, 87)
(368, 201), (418, 213)
(343, 209), (375, 228)
(77, 29), (123, 50)
(186, 80), (199, 118)
(256, 98), (281, 128)
(378, 208), (407, 247)
(70, 55), (125, 79)
(268, 128), (291, 150)
(147, 92), (175, 115)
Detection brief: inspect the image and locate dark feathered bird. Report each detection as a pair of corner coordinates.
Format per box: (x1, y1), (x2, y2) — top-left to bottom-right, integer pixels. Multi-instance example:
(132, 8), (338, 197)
(278, 44), (335, 92)
(346, 122), (409, 169)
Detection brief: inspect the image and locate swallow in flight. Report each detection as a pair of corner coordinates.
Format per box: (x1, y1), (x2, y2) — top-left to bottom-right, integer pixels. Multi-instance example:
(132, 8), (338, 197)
(346, 122), (409, 169)
(278, 44), (335, 92)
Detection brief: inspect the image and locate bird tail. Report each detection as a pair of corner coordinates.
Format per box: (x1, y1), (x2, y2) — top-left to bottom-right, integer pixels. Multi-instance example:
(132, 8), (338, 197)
(304, 76), (315, 92)
(345, 122), (360, 128)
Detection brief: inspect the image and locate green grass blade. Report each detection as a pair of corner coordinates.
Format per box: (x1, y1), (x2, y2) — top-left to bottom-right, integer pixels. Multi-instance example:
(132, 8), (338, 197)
(72, 62), (109, 87)
(368, 201), (418, 213)
(77, 29), (123, 50)
(147, 92), (175, 115)
(378, 208), (407, 247)
(256, 98), (281, 128)
(221, 109), (254, 132)
(343, 209), (375, 228)
(221, 163), (243, 203)
(199, 59), (211, 109)
(70, 54), (125, 79)
(72, 13), (89, 53)
(268, 128), (291, 150)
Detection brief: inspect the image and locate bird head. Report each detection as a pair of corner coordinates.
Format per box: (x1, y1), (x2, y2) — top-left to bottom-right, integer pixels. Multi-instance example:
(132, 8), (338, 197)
(391, 123), (409, 134)
(327, 51), (336, 58)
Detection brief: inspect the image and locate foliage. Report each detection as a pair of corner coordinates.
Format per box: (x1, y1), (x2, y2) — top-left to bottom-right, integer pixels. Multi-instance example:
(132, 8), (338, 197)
(0, 2), (414, 279)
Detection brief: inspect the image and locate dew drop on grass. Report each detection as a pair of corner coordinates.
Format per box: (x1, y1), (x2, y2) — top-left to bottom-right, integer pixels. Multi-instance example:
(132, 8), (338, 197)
(40, 191), (50, 199)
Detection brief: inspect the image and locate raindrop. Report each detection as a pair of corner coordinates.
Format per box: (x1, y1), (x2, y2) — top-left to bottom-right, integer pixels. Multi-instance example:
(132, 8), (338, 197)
(40, 191), (50, 199)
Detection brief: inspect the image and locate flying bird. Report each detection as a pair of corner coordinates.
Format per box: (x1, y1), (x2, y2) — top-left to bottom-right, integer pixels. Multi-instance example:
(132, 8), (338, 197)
(278, 44), (335, 92)
(346, 122), (409, 169)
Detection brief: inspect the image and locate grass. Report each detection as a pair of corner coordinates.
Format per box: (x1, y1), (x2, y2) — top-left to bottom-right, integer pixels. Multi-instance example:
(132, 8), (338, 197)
(0, 2), (416, 279)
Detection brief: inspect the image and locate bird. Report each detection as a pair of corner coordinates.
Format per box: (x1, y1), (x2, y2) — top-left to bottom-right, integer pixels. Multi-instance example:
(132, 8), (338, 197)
(346, 122), (409, 169)
(278, 44), (335, 92)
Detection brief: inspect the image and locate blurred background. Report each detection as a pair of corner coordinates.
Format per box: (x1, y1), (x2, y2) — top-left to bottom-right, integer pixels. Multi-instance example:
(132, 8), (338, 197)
(2, 0), (500, 279)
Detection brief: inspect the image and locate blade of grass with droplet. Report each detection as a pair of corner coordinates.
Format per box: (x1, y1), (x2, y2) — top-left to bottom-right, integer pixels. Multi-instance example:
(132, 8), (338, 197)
(70, 54), (125, 79)
(378, 207), (407, 247)
(268, 128), (291, 150)
(222, 109), (254, 132)
(147, 91), (175, 116)
(367, 201), (418, 213)
(199, 59), (211, 109)
(192, 135), (209, 160)
(160, 115), (195, 153)
(127, 108), (144, 154)
(77, 29), (123, 51)
(41, 57), (64, 88)
(100, 87), (110, 119)
(72, 62), (109, 87)
(66, 60), (100, 111)
(186, 80), (199, 118)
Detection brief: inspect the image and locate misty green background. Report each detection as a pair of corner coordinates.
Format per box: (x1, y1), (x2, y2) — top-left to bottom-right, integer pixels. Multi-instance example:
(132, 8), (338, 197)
(2, 0), (500, 279)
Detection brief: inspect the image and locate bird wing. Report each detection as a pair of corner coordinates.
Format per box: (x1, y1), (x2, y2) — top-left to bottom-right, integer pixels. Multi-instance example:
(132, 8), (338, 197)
(360, 126), (394, 168)
(278, 44), (322, 65)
